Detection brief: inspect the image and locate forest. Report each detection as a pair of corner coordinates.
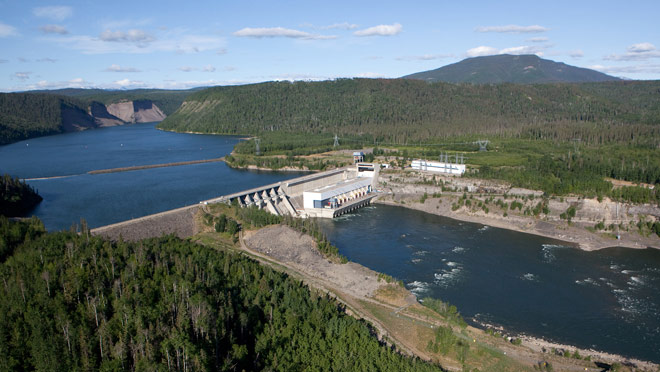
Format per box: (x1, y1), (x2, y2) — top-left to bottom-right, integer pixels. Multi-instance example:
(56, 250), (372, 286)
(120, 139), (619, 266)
(0, 217), (443, 371)
(158, 79), (660, 147)
(0, 174), (43, 217)
(0, 93), (94, 145)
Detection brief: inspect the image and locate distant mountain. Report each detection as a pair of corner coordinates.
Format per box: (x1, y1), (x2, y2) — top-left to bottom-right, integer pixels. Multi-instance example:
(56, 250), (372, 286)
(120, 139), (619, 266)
(403, 54), (620, 84)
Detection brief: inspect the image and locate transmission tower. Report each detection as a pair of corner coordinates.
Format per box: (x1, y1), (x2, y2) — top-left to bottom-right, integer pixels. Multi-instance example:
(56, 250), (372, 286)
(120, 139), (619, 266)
(333, 134), (339, 148)
(255, 138), (261, 156)
(476, 140), (490, 152)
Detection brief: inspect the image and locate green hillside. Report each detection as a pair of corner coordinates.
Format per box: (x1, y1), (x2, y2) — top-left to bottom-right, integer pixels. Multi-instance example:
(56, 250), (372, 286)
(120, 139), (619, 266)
(0, 93), (95, 145)
(158, 78), (660, 146)
(402, 54), (620, 84)
(38, 88), (199, 116)
(0, 217), (442, 371)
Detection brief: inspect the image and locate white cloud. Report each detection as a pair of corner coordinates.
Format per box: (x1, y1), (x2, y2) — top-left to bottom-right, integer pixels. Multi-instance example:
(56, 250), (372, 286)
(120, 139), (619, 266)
(356, 72), (386, 78)
(589, 64), (660, 74)
(500, 45), (544, 55)
(466, 46), (499, 57)
(320, 22), (359, 30)
(40, 24), (69, 35)
(628, 42), (655, 53)
(527, 37), (549, 43)
(100, 29), (155, 44)
(217, 48), (228, 55)
(0, 22), (18, 37)
(233, 27), (336, 40)
(569, 50), (584, 58)
(224, 66), (236, 71)
(48, 30), (225, 54)
(475, 25), (548, 33)
(37, 58), (57, 63)
(33, 6), (73, 21)
(105, 64), (140, 72)
(396, 54), (453, 61)
(14, 72), (32, 81)
(354, 23), (402, 37)
(178, 66), (195, 72)
(604, 43), (660, 61)
(466, 45), (545, 57)
(202, 65), (216, 72)
(113, 79), (146, 88)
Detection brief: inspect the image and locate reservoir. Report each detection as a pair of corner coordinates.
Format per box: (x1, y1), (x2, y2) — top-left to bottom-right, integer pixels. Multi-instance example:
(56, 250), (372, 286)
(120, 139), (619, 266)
(319, 205), (660, 363)
(1, 123), (658, 363)
(0, 122), (305, 230)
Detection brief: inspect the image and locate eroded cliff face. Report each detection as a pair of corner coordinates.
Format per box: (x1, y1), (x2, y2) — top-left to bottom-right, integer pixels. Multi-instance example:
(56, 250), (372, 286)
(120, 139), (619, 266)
(106, 100), (166, 123)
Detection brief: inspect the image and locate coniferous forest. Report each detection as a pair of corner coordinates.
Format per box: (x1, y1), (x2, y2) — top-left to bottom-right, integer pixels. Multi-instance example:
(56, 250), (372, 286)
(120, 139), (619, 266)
(0, 174), (43, 217)
(158, 79), (660, 147)
(0, 217), (442, 371)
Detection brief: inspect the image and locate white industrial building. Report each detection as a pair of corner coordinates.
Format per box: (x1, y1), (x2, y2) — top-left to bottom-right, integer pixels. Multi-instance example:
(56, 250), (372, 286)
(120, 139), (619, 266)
(411, 159), (466, 175)
(303, 177), (373, 210)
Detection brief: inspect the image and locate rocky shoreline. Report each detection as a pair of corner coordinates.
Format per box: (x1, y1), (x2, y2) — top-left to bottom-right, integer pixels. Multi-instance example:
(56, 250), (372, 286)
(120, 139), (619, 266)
(376, 170), (660, 252)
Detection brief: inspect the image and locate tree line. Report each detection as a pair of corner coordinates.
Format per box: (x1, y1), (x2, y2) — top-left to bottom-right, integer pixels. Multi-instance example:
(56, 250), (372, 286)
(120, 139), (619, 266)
(0, 217), (443, 371)
(0, 174), (43, 217)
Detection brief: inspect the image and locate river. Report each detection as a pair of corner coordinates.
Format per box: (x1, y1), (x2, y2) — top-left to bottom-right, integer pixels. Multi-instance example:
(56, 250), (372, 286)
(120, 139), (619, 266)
(319, 205), (660, 363)
(1, 124), (658, 363)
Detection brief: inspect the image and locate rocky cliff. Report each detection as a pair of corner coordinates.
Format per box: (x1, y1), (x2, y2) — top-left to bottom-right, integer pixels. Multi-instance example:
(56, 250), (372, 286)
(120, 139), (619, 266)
(106, 99), (166, 124)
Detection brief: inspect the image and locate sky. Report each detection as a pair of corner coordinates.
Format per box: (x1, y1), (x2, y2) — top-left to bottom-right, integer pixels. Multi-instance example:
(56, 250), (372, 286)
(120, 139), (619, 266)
(1, 0), (659, 92)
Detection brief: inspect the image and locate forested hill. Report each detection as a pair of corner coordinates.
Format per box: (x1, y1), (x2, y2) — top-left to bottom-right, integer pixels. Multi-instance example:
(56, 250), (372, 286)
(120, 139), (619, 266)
(0, 217), (442, 371)
(158, 78), (660, 145)
(0, 93), (96, 145)
(403, 54), (620, 84)
(36, 88), (198, 116)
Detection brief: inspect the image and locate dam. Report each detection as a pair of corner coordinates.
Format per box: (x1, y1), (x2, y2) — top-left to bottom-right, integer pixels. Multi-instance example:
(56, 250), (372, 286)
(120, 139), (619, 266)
(206, 163), (380, 218)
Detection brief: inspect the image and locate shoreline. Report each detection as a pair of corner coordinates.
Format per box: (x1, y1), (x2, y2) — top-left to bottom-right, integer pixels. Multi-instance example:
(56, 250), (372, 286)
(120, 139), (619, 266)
(374, 172), (660, 252)
(374, 198), (652, 251)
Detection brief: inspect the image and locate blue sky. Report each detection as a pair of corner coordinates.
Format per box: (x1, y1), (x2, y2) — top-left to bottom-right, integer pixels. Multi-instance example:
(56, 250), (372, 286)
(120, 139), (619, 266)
(1, 0), (659, 91)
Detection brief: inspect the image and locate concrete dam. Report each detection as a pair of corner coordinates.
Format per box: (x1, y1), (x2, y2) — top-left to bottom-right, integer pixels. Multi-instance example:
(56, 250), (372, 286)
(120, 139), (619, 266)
(91, 163), (380, 241)
(206, 163), (380, 218)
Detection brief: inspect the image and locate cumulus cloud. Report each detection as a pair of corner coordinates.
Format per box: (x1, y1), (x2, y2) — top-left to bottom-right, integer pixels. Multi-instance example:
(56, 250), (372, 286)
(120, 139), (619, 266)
(527, 37), (549, 43)
(604, 42), (660, 61)
(356, 72), (386, 78)
(14, 72), (32, 81)
(33, 6), (73, 21)
(202, 65), (216, 72)
(40, 24), (69, 35)
(466, 45), (544, 57)
(233, 27), (336, 40)
(466, 46), (500, 57)
(475, 25), (548, 33)
(100, 29), (155, 44)
(105, 64), (140, 72)
(178, 66), (195, 72)
(0, 22), (18, 37)
(354, 23), (402, 37)
(113, 79), (146, 88)
(396, 54), (453, 61)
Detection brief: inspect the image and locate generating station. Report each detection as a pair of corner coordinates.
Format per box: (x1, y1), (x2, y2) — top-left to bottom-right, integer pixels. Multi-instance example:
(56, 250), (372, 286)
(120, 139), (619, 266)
(209, 162), (379, 218)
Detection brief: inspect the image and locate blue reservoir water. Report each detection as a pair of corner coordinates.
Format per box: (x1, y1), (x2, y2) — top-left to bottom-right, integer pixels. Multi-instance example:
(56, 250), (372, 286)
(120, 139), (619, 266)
(319, 205), (660, 363)
(0, 122), (304, 230)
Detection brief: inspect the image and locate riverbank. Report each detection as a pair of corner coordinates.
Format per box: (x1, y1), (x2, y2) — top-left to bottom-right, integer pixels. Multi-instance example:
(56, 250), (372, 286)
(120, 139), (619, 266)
(376, 170), (660, 251)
